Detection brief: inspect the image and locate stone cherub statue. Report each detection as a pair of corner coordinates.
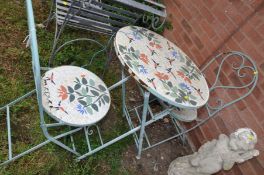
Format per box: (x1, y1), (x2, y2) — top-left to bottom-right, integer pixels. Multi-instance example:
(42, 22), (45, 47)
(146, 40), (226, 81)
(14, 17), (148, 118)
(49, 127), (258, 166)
(168, 128), (259, 175)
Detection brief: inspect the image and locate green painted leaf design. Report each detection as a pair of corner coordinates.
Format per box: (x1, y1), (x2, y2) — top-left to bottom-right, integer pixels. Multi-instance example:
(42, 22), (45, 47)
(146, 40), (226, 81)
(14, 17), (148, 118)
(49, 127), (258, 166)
(74, 83), (81, 90)
(92, 104), (98, 112)
(172, 86), (178, 93)
(103, 95), (110, 103)
(124, 55), (131, 60)
(69, 94), (75, 102)
(89, 79), (95, 86)
(86, 107), (93, 115)
(101, 98), (105, 105)
(82, 77), (88, 85)
(91, 90), (99, 96)
(175, 98), (182, 103)
(68, 86), (74, 93)
(119, 45), (127, 54)
(130, 46), (135, 52)
(99, 100), (101, 107)
(189, 94), (197, 100)
(78, 100), (87, 106)
(167, 81), (173, 88)
(98, 85), (106, 91)
(189, 100), (197, 106)
(86, 96), (92, 104)
(170, 92), (178, 98)
(81, 87), (87, 96)
(162, 82), (170, 91)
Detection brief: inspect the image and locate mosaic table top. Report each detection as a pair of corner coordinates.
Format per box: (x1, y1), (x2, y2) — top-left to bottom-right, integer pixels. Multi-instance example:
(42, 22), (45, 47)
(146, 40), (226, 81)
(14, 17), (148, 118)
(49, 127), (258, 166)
(115, 26), (209, 109)
(42, 66), (111, 126)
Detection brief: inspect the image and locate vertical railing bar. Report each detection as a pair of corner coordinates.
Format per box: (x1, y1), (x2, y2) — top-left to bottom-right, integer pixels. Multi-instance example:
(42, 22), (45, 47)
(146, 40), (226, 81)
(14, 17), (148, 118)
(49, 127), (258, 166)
(69, 127), (76, 152)
(134, 108), (151, 147)
(124, 105), (139, 148)
(6, 105), (12, 160)
(95, 125), (104, 145)
(171, 117), (185, 143)
(84, 127), (92, 152)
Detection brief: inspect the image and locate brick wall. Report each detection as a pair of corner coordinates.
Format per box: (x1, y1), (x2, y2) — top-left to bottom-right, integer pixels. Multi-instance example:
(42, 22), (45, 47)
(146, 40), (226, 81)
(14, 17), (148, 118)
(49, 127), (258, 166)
(163, 0), (264, 174)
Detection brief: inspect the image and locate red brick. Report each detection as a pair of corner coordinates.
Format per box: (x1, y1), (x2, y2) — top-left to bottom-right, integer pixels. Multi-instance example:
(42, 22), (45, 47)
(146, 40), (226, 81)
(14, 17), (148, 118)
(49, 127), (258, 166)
(181, 19), (192, 33)
(247, 27), (263, 46)
(181, 32), (193, 46)
(190, 33), (204, 50)
(213, 7), (231, 25)
(200, 6), (215, 23)
(200, 20), (216, 38)
(179, 5), (192, 21)
(238, 162), (258, 175)
(233, 31), (245, 43)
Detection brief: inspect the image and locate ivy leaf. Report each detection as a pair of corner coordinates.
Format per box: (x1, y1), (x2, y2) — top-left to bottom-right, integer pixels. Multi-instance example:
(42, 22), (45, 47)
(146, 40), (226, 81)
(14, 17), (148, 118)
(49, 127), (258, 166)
(69, 94), (75, 102)
(92, 104), (98, 112)
(86, 96), (92, 104)
(172, 86), (178, 93)
(91, 90), (99, 96)
(103, 95), (110, 103)
(119, 45), (127, 54)
(124, 55), (131, 60)
(130, 46), (135, 52)
(74, 83), (81, 90)
(78, 100), (87, 106)
(82, 77), (88, 85)
(189, 100), (197, 106)
(162, 82), (170, 91)
(101, 98), (105, 105)
(98, 85), (106, 91)
(189, 94), (197, 100)
(175, 98), (182, 103)
(67, 86), (74, 93)
(89, 79), (95, 86)
(86, 107), (93, 115)
(99, 100), (101, 107)
(167, 81), (173, 88)
(75, 78), (80, 83)
(82, 87), (87, 96)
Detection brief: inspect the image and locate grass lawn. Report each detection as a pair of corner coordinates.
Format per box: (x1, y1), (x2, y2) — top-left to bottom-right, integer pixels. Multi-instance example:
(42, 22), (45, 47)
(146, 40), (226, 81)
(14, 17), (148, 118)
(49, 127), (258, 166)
(0, 1), (134, 174)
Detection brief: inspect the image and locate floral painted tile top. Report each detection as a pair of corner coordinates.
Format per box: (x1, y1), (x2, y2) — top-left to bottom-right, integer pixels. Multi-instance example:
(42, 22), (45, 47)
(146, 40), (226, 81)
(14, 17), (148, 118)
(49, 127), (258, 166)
(115, 26), (209, 109)
(42, 66), (111, 126)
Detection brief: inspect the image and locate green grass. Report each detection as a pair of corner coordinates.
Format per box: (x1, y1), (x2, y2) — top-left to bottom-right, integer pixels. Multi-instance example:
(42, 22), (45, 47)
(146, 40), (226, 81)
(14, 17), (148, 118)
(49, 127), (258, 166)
(0, 1), (133, 174)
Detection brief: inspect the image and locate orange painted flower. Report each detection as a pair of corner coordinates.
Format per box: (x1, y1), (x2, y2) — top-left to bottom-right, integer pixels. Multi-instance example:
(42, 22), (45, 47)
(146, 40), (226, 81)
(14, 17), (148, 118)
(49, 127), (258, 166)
(149, 42), (155, 47)
(177, 71), (185, 78)
(58, 85), (68, 100)
(155, 44), (162, 49)
(139, 53), (149, 64)
(155, 71), (169, 80)
(184, 77), (192, 84)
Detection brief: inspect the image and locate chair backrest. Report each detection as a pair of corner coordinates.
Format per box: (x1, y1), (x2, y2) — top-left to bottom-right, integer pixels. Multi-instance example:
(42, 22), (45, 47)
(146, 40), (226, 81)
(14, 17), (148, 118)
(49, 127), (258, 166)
(55, 0), (167, 34)
(25, 0), (45, 123)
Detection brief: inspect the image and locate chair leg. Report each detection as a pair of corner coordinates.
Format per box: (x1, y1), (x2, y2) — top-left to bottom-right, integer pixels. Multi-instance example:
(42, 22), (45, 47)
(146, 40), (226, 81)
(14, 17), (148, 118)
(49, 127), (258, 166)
(136, 91), (150, 159)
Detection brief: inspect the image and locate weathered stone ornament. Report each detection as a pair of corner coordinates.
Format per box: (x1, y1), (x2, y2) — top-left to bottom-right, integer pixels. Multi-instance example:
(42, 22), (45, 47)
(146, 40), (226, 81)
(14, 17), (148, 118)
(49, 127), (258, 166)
(168, 128), (259, 175)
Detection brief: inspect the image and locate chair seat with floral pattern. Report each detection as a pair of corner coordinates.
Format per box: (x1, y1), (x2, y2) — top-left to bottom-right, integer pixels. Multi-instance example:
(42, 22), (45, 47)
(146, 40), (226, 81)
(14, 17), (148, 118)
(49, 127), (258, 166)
(41, 66), (111, 126)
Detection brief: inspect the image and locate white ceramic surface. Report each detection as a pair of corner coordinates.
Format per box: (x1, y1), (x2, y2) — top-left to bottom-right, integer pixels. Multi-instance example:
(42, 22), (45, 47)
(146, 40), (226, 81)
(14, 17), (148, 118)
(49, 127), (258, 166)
(115, 26), (209, 109)
(42, 66), (111, 126)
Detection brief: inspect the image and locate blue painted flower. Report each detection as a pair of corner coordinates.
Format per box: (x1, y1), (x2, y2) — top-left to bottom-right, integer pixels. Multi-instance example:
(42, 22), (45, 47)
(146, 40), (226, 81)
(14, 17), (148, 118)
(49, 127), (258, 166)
(76, 104), (87, 115)
(138, 65), (148, 74)
(171, 50), (179, 58)
(179, 82), (191, 92)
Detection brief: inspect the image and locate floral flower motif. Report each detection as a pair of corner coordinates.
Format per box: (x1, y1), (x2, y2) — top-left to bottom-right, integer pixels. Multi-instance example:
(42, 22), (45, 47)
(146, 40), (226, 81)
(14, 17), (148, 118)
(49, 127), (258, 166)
(177, 71), (185, 78)
(171, 50), (179, 58)
(184, 77), (192, 84)
(177, 71), (192, 84)
(76, 104), (87, 115)
(179, 82), (191, 92)
(138, 65), (148, 74)
(81, 74), (85, 78)
(149, 42), (162, 49)
(58, 85), (68, 100)
(139, 53), (149, 64)
(155, 44), (162, 49)
(155, 71), (169, 80)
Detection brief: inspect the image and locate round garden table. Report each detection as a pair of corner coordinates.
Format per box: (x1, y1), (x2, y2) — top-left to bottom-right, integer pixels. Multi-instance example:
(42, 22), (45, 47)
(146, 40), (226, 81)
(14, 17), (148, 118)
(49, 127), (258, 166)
(114, 26), (210, 158)
(115, 26), (209, 109)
